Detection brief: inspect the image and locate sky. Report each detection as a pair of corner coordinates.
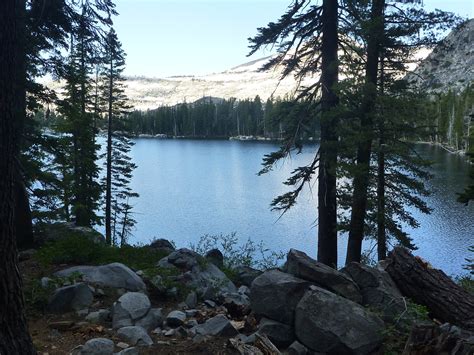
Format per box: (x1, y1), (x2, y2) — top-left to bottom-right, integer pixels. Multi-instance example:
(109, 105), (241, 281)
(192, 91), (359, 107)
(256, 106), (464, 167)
(114, 0), (474, 78)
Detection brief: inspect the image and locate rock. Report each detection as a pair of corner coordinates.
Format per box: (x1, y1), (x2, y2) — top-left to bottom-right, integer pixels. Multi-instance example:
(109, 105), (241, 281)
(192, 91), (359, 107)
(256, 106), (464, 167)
(18, 249), (36, 261)
(185, 309), (198, 317)
(112, 303), (133, 329)
(40, 222), (105, 245)
(205, 248), (224, 268)
(295, 286), (384, 354)
(185, 291), (198, 308)
(116, 347), (139, 355)
(234, 265), (262, 287)
(117, 292), (151, 320)
(117, 326), (153, 346)
(250, 270), (310, 325)
(81, 338), (114, 355)
(286, 249), (362, 303)
(287, 341), (310, 355)
(116, 342), (129, 349)
(204, 299), (216, 308)
(85, 309), (110, 324)
(149, 238), (175, 253)
(159, 248), (201, 270)
(238, 285), (250, 296)
(47, 283), (93, 313)
(341, 262), (405, 321)
(220, 292), (250, 317)
(194, 314), (239, 337)
(166, 310), (186, 327)
(55, 263), (146, 291)
(258, 318), (294, 348)
(76, 308), (89, 317)
(41, 277), (52, 288)
(135, 308), (163, 331)
(235, 333), (256, 344)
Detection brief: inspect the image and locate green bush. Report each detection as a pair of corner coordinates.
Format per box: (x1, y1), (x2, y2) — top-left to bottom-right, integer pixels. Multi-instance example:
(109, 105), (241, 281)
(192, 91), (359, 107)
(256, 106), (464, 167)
(35, 235), (169, 271)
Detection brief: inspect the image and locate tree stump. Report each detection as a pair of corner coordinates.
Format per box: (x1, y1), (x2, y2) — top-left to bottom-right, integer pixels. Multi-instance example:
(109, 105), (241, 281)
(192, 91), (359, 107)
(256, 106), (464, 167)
(385, 247), (474, 330)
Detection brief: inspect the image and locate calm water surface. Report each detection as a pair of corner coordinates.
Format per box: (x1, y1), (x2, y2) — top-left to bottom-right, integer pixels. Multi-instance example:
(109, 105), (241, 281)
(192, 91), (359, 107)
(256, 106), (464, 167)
(127, 139), (473, 275)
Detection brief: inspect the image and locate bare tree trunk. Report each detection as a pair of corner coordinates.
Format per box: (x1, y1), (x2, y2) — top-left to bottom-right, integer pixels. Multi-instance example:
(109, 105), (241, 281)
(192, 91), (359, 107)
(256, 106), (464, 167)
(386, 247), (474, 330)
(105, 53), (113, 245)
(0, 0), (36, 352)
(317, 0), (339, 268)
(346, 0), (385, 264)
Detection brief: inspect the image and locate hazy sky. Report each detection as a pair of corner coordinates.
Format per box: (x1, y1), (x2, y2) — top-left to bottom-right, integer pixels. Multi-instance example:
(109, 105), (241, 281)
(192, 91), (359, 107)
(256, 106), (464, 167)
(114, 0), (474, 78)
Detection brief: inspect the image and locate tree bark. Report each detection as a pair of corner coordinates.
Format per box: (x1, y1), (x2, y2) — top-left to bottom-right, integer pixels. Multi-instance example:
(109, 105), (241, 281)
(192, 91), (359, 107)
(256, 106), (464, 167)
(385, 247), (474, 331)
(105, 51), (113, 245)
(317, 0), (339, 268)
(346, 0), (385, 264)
(14, 171), (34, 250)
(0, 0), (36, 353)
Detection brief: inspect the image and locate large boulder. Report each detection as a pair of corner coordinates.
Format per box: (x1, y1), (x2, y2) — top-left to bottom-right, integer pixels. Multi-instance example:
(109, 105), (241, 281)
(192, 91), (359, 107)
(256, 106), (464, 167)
(219, 292), (250, 318)
(55, 263), (146, 291)
(250, 270), (310, 325)
(157, 248), (236, 298)
(148, 238), (175, 253)
(40, 222), (105, 245)
(135, 308), (163, 331)
(258, 318), (295, 348)
(193, 314), (239, 337)
(295, 286), (384, 354)
(286, 249), (362, 303)
(234, 265), (262, 287)
(341, 262), (405, 321)
(112, 292), (152, 329)
(47, 283), (93, 313)
(117, 326), (153, 346)
(80, 338), (114, 355)
(205, 249), (224, 268)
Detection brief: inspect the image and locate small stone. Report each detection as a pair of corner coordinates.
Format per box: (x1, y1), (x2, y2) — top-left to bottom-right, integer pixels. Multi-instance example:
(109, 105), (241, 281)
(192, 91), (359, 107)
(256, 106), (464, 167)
(185, 309), (198, 317)
(136, 270), (145, 277)
(238, 285), (250, 296)
(151, 327), (162, 334)
(41, 277), (52, 288)
(116, 342), (130, 349)
(186, 319), (199, 328)
(85, 309), (110, 324)
(166, 310), (186, 327)
(163, 329), (175, 337)
(116, 347), (139, 355)
(166, 287), (178, 298)
(204, 300), (216, 308)
(76, 308), (89, 317)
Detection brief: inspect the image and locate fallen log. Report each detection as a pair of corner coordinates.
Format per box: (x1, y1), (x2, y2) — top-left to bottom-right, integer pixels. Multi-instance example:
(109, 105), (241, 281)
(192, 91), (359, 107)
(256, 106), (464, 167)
(385, 247), (474, 330)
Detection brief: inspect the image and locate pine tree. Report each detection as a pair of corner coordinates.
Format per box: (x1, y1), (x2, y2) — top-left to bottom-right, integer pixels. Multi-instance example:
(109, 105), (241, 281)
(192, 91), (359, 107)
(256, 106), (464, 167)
(101, 28), (138, 246)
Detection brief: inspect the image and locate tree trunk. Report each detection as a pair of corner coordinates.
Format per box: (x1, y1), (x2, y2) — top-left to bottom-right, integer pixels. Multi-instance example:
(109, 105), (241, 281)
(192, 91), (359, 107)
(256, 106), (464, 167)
(105, 54), (113, 245)
(317, 0), (339, 268)
(14, 171), (34, 250)
(0, 0), (36, 353)
(385, 247), (474, 330)
(376, 137), (386, 260)
(346, 0), (385, 264)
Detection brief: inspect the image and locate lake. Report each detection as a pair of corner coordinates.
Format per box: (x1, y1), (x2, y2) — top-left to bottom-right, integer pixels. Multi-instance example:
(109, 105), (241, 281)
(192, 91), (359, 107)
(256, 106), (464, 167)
(126, 138), (473, 275)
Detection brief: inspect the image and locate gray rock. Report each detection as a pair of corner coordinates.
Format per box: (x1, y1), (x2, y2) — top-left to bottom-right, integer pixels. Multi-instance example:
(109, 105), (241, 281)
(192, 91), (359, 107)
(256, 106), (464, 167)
(295, 286), (384, 354)
(85, 309), (110, 324)
(185, 309), (198, 317)
(41, 222), (105, 245)
(204, 299), (216, 308)
(166, 310), (186, 327)
(250, 270), (310, 325)
(41, 277), (52, 288)
(117, 292), (151, 320)
(117, 326), (153, 346)
(194, 314), (239, 337)
(191, 263), (237, 298)
(159, 248), (201, 270)
(81, 338), (114, 355)
(341, 262), (405, 321)
(286, 249), (362, 303)
(112, 302), (133, 329)
(205, 248), (224, 268)
(149, 238), (175, 253)
(55, 263), (146, 291)
(135, 308), (163, 331)
(185, 291), (198, 308)
(115, 347), (139, 355)
(287, 341), (309, 355)
(220, 292), (250, 317)
(76, 308), (89, 317)
(47, 283), (93, 313)
(238, 285), (250, 296)
(258, 318), (294, 348)
(234, 265), (262, 287)
(235, 333), (257, 344)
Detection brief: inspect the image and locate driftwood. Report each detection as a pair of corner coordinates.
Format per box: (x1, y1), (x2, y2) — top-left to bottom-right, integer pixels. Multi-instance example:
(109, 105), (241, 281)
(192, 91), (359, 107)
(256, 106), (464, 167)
(403, 323), (474, 355)
(254, 333), (281, 355)
(385, 247), (474, 330)
(228, 338), (264, 355)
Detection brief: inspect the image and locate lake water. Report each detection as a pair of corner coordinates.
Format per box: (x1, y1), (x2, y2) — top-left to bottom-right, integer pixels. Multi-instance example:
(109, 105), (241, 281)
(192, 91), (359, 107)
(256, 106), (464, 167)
(126, 139), (473, 275)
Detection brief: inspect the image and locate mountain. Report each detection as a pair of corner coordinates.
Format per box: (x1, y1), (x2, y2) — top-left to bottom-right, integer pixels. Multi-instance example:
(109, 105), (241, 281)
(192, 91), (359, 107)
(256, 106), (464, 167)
(123, 55), (316, 110)
(406, 19), (474, 93)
